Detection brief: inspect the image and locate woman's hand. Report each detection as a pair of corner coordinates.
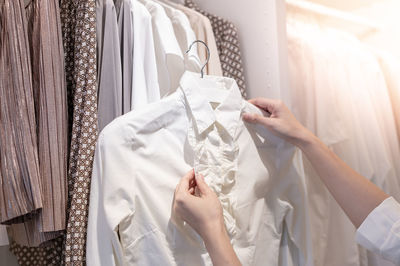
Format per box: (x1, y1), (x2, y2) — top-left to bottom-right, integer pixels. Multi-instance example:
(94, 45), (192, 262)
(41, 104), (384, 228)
(173, 170), (241, 266)
(173, 170), (224, 241)
(243, 98), (312, 147)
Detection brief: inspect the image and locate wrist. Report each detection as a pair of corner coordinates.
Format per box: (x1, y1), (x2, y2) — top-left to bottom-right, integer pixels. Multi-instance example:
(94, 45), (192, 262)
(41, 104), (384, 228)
(202, 221), (228, 247)
(295, 128), (318, 150)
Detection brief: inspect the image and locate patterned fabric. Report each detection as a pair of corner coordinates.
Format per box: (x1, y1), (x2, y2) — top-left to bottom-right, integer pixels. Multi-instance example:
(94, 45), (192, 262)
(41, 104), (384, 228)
(9, 236), (63, 266)
(10, 0), (98, 264)
(184, 0), (247, 98)
(60, 0), (98, 264)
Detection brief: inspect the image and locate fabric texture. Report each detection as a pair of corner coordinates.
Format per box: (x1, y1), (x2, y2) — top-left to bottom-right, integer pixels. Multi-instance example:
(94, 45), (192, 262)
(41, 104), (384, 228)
(184, 0), (247, 98)
(155, 0), (201, 73)
(0, 0), (42, 226)
(97, 0), (122, 131)
(287, 14), (400, 266)
(10, 0), (98, 262)
(61, 0), (98, 264)
(115, 0), (160, 110)
(139, 0), (184, 97)
(0, 226), (8, 246)
(86, 71), (313, 266)
(114, 0), (133, 114)
(356, 197), (400, 265)
(9, 0), (68, 247)
(9, 236), (63, 266)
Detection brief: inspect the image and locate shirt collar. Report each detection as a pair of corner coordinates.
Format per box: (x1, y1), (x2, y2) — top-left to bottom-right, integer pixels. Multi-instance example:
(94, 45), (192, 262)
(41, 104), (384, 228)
(179, 71), (243, 138)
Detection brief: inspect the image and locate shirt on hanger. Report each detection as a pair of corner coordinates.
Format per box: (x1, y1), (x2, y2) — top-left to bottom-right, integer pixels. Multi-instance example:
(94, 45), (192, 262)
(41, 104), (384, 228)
(87, 71), (313, 266)
(356, 197), (400, 265)
(155, 0), (201, 73)
(139, 0), (185, 97)
(97, 0), (122, 131)
(166, 1), (223, 77)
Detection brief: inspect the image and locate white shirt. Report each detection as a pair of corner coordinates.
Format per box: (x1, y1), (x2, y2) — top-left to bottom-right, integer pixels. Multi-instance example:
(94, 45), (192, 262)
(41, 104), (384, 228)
(139, 0), (185, 97)
(86, 71), (313, 266)
(356, 197), (400, 265)
(130, 0), (161, 109)
(110, 0), (160, 112)
(155, 0), (201, 73)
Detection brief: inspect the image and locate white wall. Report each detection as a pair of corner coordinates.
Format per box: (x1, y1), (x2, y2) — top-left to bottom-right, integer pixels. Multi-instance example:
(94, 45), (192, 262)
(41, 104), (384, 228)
(191, 0), (290, 102)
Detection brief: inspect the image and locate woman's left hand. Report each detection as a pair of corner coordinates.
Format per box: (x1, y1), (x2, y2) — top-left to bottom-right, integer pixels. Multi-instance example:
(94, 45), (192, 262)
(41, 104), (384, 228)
(173, 169), (225, 242)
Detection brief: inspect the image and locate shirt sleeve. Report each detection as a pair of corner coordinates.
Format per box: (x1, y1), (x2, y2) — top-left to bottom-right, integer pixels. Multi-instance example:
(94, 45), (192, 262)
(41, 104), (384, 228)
(356, 197), (400, 265)
(86, 133), (132, 266)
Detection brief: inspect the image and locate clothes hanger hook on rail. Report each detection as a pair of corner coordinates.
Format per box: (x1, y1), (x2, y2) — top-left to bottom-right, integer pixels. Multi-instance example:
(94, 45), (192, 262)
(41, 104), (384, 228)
(186, 40), (210, 78)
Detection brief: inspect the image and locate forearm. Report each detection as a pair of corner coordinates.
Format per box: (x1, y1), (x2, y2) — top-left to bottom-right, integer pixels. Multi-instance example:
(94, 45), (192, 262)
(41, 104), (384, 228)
(297, 131), (389, 228)
(203, 226), (241, 266)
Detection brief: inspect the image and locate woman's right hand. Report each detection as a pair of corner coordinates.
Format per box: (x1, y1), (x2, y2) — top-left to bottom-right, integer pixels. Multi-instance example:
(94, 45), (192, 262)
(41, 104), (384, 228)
(243, 98), (312, 147)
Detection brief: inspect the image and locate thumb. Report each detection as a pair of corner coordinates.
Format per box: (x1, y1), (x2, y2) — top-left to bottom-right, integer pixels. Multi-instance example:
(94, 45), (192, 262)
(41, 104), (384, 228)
(195, 174), (212, 196)
(243, 113), (273, 128)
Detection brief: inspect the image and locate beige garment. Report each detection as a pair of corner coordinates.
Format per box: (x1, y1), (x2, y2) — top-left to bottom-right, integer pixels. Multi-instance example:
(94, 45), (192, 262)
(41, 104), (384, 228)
(166, 2), (222, 76)
(0, 0), (43, 224)
(7, 0), (68, 247)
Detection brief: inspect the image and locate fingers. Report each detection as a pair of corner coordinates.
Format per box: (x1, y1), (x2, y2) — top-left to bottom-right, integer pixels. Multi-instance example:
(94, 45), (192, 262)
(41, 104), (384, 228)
(243, 113), (273, 128)
(176, 169), (195, 195)
(195, 174), (212, 196)
(248, 98), (280, 112)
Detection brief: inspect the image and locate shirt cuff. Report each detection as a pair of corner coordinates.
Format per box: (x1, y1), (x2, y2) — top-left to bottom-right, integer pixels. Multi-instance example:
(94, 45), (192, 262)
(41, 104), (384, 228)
(356, 197), (400, 264)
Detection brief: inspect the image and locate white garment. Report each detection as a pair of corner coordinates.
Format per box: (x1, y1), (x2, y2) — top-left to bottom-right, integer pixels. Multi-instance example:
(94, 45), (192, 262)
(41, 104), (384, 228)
(287, 16), (400, 266)
(97, 0), (123, 131)
(87, 71), (313, 266)
(356, 197), (400, 265)
(130, 0), (161, 109)
(108, 0), (160, 112)
(0, 225), (8, 246)
(139, 0), (185, 97)
(155, 0), (201, 72)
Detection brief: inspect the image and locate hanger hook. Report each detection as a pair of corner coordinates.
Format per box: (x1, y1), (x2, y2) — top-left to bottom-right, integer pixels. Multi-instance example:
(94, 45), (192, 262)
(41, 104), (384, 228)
(186, 40), (210, 78)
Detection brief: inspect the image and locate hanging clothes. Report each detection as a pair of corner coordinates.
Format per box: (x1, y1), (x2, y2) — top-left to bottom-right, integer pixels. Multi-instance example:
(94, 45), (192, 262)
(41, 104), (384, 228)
(114, 0), (134, 114)
(184, 0), (247, 98)
(8, 0), (98, 263)
(155, 0), (201, 73)
(86, 71), (313, 266)
(0, 0), (42, 226)
(165, 1), (222, 77)
(61, 0), (98, 263)
(8, 0), (68, 247)
(376, 52), (400, 146)
(115, 0), (160, 110)
(97, 0), (122, 131)
(287, 14), (400, 266)
(138, 0), (185, 97)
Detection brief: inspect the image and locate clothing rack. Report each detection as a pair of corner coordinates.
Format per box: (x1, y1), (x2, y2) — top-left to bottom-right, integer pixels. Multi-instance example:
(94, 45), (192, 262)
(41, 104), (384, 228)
(286, 0), (381, 35)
